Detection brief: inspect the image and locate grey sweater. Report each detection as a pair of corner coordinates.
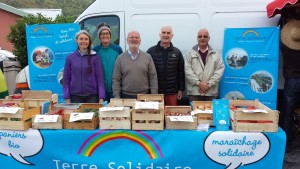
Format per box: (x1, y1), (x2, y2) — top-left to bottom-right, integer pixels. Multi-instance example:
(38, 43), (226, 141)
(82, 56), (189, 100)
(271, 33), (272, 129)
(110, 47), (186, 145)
(112, 50), (158, 98)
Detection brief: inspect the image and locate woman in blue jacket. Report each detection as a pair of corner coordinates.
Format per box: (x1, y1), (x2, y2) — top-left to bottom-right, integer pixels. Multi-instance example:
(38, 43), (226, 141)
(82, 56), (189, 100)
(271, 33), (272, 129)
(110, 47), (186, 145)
(63, 30), (105, 103)
(93, 23), (123, 102)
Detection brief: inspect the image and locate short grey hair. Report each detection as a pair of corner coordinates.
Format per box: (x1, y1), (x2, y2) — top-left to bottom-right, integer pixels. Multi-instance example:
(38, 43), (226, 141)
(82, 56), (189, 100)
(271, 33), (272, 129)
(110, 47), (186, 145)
(75, 30), (91, 40)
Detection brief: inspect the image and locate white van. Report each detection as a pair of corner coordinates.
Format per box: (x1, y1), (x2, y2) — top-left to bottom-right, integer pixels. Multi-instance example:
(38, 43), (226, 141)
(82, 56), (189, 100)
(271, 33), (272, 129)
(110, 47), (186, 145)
(75, 0), (279, 53)
(75, 0), (283, 88)
(16, 0), (283, 95)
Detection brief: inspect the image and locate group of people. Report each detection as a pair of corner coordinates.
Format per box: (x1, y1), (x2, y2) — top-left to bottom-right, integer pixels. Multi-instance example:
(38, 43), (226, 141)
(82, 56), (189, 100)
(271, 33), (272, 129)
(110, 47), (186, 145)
(62, 23), (225, 106)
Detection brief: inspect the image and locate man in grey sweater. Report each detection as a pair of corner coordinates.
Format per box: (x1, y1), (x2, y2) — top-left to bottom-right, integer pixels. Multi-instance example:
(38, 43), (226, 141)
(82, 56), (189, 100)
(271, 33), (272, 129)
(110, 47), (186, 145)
(112, 30), (158, 98)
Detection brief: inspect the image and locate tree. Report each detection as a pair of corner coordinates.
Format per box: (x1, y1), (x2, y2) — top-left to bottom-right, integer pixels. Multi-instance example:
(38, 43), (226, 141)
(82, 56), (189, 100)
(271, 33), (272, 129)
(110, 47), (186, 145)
(0, 0), (94, 20)
(6, 14), (74, 69)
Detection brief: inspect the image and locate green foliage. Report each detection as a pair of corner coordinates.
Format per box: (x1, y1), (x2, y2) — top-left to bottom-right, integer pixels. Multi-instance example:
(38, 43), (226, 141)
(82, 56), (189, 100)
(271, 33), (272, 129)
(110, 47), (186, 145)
(2, 0), (93, 68)
(0, 0), (94, 19)
(6, 14), (74, 69)
(53, 15), (74, 23)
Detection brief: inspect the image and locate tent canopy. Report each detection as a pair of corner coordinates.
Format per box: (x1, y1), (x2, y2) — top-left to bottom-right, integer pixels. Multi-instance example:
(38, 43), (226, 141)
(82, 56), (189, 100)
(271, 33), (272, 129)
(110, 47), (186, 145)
(267, 0), (299, 18)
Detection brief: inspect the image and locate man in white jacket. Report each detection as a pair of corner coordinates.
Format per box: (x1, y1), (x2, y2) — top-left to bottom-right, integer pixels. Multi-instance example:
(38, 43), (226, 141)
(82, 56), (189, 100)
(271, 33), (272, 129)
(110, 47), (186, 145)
(184, 28), (225, 101)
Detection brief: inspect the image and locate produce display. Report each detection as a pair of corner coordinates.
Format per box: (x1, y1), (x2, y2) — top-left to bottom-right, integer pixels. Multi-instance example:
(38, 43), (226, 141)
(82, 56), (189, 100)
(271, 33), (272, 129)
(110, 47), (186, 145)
(11, 93), (22, 99)
(0, 94), (279, 132)
(80, 108), (99, 117)
(194, 104), (212, 110)
(165, 110), (191, 116)
(101, 117), (129, 121)
(230, 105), (256, 111)
(0, 102), (18, 107)
(0, 102), (24, 121)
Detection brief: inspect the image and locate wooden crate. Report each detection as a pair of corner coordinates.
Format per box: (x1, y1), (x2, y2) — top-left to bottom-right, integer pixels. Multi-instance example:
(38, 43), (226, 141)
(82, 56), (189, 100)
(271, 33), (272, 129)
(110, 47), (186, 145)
(192, 101), (213, 125)
(1, 92), (56, 115)
(23, 99), (51, 110)
(0, 98), (23, 106)
(0, 106), (40, 130)
(230, 99), (279, 132)
(99, 107), (131, 129)
(20, 90), (58, 110)
(3, 91), (57, 110)
(165, 106), (197, 130)
(63, 103), (102, 130)
(51, 103), (80, 114)
(22, 90), (53, 99)
(132, 102), (164, 130)
(63, 113), (99, 130)
(108, 98), (136, 108)
(32, 115), (63, 129)
(197, 113), (213, 126)
(137, 94), (164, 103)
(192, 101), (213, 110)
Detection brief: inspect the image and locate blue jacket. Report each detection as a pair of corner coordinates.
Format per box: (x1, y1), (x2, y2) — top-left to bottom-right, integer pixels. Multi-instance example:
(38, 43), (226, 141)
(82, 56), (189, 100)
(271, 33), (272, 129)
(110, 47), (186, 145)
(63, 50), (105, 99)
(93, 43), (123, 99)
(93, 43), (123, 56)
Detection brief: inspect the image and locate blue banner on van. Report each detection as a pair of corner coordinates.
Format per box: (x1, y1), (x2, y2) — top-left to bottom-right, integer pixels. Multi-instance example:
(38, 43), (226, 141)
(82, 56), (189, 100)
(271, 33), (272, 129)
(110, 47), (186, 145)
(220, 27), (279, 109)
(26, 23), (80, 103)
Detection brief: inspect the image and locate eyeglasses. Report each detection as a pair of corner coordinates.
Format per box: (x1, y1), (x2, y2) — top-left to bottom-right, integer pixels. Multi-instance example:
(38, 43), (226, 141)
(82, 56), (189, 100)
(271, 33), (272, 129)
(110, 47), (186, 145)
(100, 32), (110, 36)
(198, 35), (209, 38)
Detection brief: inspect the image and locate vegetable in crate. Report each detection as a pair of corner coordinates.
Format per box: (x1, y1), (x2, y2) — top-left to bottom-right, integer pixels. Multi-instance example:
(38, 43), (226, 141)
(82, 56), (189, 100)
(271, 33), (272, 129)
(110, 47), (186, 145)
(165, 110), (191, 116)
(81, 108), (99, 117)
(12, 93), (22, 99)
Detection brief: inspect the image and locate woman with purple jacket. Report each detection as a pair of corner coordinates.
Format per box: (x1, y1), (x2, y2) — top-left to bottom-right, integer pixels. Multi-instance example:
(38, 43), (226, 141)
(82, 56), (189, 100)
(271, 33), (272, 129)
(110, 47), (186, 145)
(63, 30), (105, 103)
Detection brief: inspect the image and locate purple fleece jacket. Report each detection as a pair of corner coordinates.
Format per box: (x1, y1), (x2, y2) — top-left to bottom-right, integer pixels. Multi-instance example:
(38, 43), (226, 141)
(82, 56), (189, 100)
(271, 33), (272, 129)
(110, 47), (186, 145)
(63, 50), (105, 99)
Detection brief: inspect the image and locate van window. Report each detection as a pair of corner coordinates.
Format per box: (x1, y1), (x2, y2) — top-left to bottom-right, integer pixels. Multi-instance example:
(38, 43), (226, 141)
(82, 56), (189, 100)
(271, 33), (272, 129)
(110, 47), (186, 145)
(80, 15), (120, 46)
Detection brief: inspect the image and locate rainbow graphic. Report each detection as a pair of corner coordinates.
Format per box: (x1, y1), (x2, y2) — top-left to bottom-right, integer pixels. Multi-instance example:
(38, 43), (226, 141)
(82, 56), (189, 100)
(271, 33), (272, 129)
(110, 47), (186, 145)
(33, 27), (48, 33)
(78, 130), (163, 159)
(242, 30), (259, 37)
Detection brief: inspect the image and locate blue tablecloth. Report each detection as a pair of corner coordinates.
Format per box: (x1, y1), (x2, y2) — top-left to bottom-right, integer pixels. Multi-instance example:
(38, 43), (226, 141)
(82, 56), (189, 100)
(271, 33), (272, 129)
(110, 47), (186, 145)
(0, 128), (286, 169)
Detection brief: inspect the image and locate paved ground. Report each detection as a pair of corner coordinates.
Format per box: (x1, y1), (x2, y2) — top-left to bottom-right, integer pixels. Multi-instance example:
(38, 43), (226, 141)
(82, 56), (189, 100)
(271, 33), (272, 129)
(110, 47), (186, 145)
(283, 132), (300, 169)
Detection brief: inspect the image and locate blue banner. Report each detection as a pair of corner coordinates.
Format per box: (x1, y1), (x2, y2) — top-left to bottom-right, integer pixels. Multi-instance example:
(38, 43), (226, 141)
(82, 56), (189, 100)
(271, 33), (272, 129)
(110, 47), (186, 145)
(0, 129), (285, 169)
(220, 27), (279, 109)
(26, 23), (80, 103)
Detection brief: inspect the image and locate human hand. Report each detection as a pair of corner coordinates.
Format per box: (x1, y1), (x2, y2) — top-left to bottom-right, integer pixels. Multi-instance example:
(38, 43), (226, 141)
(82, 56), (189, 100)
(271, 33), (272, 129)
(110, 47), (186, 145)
(65, 99), (70, 103)
(177, 90), (183, 100)
(99, 99), (104, 104)
(198, 82), (209, 94)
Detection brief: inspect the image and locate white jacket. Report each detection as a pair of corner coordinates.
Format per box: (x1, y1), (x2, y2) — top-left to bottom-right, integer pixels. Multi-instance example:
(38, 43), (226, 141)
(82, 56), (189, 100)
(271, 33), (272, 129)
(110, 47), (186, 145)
(184, 45), (224, 96)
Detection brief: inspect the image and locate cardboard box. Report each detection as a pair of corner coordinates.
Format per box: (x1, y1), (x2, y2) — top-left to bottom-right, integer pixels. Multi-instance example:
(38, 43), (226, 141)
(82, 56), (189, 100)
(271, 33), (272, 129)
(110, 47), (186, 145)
(230, 99), (279, 132)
